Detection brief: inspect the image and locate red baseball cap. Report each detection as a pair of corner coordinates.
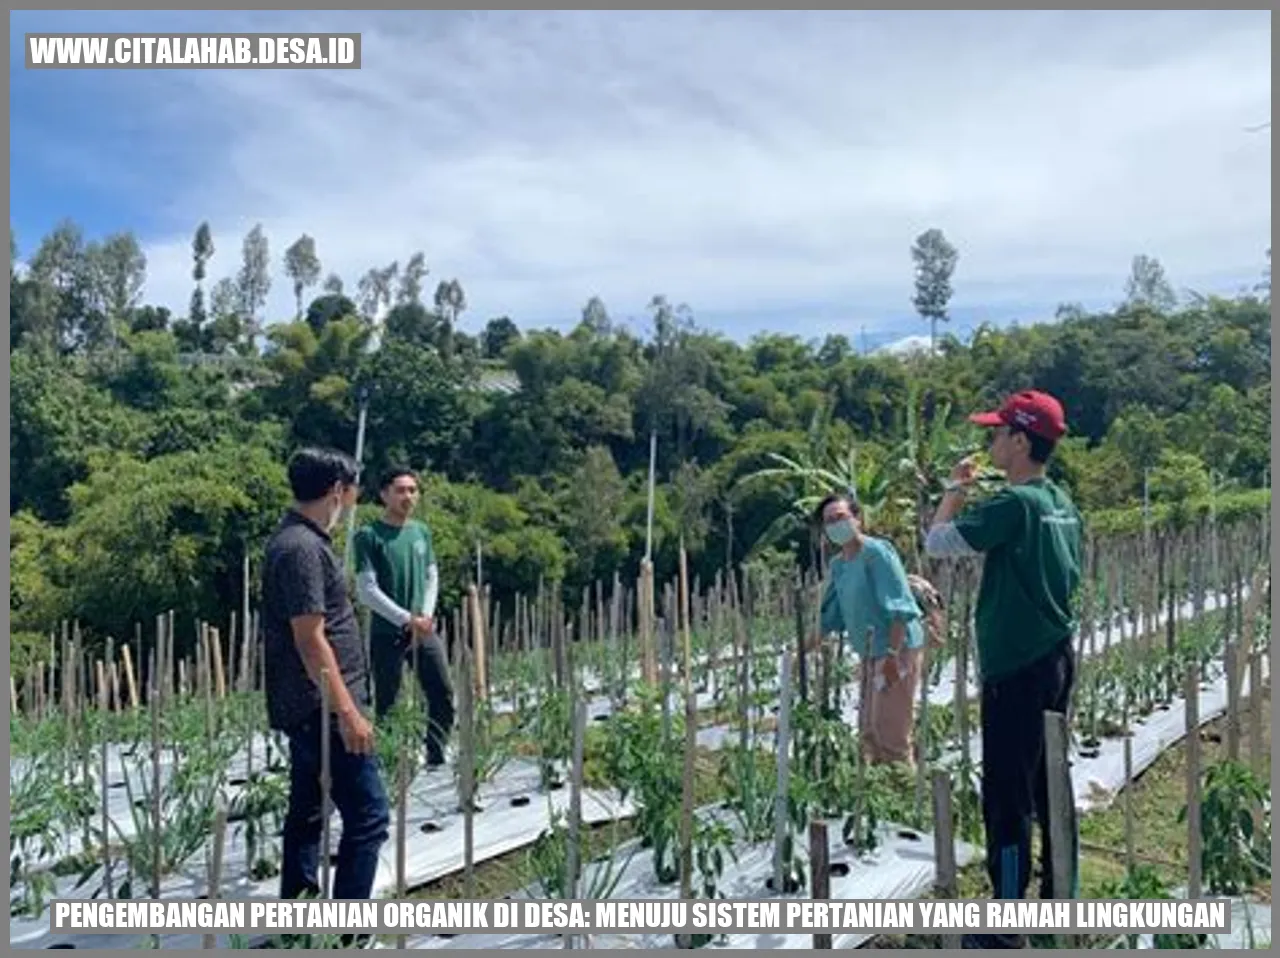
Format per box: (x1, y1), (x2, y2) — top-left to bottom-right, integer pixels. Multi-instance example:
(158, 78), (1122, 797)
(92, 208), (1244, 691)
(969, 389), (1067, 441)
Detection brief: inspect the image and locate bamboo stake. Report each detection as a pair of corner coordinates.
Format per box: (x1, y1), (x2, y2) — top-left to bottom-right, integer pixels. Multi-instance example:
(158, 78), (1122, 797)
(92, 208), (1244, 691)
(1184, 666), (1202, 900)
(1249, 649), (1263, 778)
(640, 559), (656, 686)
(468, 584), (488, 703)
(211, 625), (227, 700)
(453, 601), (477, 899)
(675, 687), (696, 948)
(149, 679), (163, 901)
(565, 698), (588, 949)
(97, 660), (112, 899)
(931, 770), (962, 950)
(1123, 735), (1135, 875)
(679, 544), (694, 699)
(809, 820), (832, 949)
(772, 651), (793, 894)
(1044, 710), (1076, 947)
(395, 739), (408, 950)
(203, 799), (228, 949)
(1225, 643), (1241, 761)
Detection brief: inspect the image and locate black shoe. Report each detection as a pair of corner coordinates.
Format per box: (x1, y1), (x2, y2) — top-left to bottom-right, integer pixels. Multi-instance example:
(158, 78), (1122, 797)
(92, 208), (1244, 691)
(962, 932), (1027, 949)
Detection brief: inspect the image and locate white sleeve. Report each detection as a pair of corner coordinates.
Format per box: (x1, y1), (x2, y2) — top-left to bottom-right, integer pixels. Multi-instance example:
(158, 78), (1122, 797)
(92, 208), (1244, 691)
(356, 568), (413, 628)
(924, 522), (981, 559)
(422, 563), (439, 619)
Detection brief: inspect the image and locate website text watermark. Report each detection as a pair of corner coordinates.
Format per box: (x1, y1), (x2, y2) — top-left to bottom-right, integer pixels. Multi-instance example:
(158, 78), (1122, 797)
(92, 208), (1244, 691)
(26, 33), (361, 69)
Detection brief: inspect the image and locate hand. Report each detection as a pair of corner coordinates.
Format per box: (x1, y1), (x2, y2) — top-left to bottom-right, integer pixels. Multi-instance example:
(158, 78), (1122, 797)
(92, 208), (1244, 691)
(949, 457), (979, 489)
(409, 615), (434, 644)
(337, 706), (375, 755)
(882, 651), (913, 688)
(907, 573), (941, 610)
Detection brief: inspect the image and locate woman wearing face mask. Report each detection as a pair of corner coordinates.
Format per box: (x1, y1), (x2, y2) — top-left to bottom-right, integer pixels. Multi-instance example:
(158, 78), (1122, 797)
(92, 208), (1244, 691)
(816, 490), (926, 767)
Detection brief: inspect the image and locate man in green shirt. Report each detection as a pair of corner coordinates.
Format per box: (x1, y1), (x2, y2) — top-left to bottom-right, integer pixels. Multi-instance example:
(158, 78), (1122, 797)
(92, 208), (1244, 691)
(925, 389), (1083, 947)
(354, 466), (454, 770)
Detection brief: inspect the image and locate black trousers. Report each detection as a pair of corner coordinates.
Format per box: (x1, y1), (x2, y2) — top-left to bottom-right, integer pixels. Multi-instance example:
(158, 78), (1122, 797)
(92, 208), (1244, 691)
(979, 639), (1079, 911)
(370, 628), (455, 765)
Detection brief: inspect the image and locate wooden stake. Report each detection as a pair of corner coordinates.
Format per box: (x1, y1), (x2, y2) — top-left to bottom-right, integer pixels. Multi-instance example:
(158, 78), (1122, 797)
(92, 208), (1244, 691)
(773, 651), (793, 894)
(640, 559), (656, 686)
(931, 770), (962, 950)
(679, 544), (693, 699)
(211, 625), (227, 700)
(395, 742), (408, 950)
(677, 688), (696, 939)
(203, 798), (228, 949)
(1184, 666), (1202, 899)
(1225, 642), (1241, 761)
(97, 660), (112, 899)
(150, 680), (163, 900)
(809, 820), (832, 949)
(1044, 710), (1076, 947)
(1249, 649), (1263, 778)
(455, 602), (477, 898)
(1123, 735), (1135, 875)
(468, 584), (488, 703)
(565, 698), (588, 949)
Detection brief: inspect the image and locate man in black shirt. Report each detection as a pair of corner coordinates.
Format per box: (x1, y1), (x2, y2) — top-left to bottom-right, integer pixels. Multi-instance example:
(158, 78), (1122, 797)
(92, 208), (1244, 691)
(261, 447), (389, 904)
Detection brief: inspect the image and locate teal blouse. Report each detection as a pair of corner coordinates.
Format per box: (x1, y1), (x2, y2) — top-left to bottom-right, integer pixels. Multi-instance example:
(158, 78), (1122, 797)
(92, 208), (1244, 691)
(819, 536), (925, 659)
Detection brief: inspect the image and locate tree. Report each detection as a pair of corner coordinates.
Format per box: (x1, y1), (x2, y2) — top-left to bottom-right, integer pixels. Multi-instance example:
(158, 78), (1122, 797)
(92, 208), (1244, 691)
(323, 272), (344, 295)
(25, 219), (93, 351)
(911, 227), (959, 355)
(1124, 254), (1176, 313)
(304, 291), (359, 335)
(481, 316), (520, 359)
(396, 252), (428, 306)
(190, 222), (214, 329)
(283, 234), (322, 320)
(356, 263), (398, 322)
(581, 296), (612, 335)
(207, 277), (244, 353)
(89, 232), (147, 344)
(236, 224), (271, 343)
(433, 279), (467, 360)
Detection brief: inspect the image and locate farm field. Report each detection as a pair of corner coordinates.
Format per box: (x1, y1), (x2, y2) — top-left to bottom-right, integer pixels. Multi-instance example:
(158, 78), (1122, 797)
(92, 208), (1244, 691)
(10, 512), (1271, 950)
(9, 158), (1273, 952)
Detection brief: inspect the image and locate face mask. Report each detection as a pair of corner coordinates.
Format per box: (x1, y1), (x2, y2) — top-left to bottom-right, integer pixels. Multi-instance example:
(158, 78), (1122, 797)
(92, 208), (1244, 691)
(825, 519), (856, 546)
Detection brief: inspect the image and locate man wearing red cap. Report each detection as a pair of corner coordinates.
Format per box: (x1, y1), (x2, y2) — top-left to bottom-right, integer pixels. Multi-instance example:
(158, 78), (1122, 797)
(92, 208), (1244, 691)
(924, 389), (1083, 948)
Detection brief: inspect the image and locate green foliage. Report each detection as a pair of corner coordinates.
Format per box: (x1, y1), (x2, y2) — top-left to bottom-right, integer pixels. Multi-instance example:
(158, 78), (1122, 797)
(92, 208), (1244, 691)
(7, 217), (1273, 652)
(1181, 760), (1272, 897)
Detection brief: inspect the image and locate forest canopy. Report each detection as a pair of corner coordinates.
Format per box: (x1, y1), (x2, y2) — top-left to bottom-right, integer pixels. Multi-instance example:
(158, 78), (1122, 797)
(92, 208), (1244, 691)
(10, 219), (1272, 668)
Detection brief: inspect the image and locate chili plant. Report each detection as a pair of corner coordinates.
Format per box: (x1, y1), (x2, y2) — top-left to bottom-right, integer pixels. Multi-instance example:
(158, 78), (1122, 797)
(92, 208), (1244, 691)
(532, 687), (573, 790)
(527, 804), (634, 901)
(1181, 760), (1271, 896)
(600, 685), (685, 884)
(1096, 864), (1206, 950)
(717, 743), (774, 843)
(10, 754), (95, 917)
(229, 769), (288, 881)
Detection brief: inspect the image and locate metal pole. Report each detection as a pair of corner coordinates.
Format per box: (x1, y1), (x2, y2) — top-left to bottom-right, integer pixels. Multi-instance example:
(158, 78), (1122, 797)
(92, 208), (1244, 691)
(343, 387), (370, 574)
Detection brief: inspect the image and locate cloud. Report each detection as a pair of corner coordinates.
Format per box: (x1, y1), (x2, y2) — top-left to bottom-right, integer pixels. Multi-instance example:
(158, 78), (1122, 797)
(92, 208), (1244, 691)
(14, 10), (1272, 340)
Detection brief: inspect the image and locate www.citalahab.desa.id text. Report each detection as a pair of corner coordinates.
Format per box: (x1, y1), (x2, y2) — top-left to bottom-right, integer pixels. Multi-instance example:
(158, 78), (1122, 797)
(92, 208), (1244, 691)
(25, 33), (360, 68)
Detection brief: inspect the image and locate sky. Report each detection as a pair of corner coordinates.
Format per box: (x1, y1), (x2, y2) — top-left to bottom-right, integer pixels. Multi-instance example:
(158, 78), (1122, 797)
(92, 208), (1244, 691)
(10, 9), (1272, 351)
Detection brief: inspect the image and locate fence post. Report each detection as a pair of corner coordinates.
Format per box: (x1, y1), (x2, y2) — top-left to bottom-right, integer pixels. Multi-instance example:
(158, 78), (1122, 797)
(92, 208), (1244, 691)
(1044, 710), (1077, 947)
(931, 770), (962, 950)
